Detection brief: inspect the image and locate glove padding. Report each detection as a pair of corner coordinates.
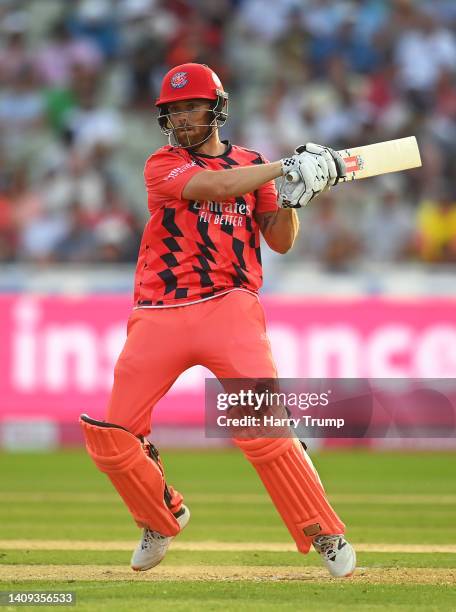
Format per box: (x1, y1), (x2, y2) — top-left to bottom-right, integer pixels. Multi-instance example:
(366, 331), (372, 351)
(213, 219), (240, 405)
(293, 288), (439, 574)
(278, 143), (347, 209)
(296, 143), (346, 188)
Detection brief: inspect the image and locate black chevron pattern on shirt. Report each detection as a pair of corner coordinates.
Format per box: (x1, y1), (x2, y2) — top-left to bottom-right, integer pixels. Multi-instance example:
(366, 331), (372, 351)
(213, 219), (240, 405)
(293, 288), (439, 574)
(197, 242), (217, 263)
(157, 268), (178, 294)
(160, 252), (179, 267)
(192, 254), (214, 288)
(232, 237), (247, 270)
(196, 215), (218, 252)
(162, 237), (183, 252)
(162, 208), (184, 237)
(233, 262), (249, 284)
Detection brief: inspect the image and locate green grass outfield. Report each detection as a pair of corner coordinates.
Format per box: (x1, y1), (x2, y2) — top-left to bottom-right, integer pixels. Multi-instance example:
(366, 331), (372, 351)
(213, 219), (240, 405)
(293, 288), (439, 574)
(1, 448), (455, 610)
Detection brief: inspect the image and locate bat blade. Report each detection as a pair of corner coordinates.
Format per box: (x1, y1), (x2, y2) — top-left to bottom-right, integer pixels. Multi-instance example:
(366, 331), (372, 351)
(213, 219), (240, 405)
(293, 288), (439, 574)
(338, 136), (422, 182)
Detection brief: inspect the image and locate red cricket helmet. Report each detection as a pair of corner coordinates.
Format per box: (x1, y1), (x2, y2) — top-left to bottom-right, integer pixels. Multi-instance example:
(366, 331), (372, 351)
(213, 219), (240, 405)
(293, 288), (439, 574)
(156, 63), (227, 105)
(155, 63), (229, 148)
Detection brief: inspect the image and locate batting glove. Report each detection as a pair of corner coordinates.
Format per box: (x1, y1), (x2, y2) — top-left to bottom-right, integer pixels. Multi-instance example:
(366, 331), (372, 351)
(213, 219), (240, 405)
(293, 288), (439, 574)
(278, 143), (347, 208)
(296, 143), (346, 187)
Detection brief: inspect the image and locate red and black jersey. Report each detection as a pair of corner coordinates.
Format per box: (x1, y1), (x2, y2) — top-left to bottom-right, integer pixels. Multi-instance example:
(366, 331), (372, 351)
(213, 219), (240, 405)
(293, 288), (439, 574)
(134, 141), (278, 307)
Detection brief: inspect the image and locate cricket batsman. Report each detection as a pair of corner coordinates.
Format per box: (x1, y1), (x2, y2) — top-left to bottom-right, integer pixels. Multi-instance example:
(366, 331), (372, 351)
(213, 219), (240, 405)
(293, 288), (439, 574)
(80, 63), (356, 578)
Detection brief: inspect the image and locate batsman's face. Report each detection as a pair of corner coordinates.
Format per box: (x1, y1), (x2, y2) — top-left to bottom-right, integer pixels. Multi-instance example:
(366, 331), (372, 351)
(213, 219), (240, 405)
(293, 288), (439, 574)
(166, 99), (214, 147)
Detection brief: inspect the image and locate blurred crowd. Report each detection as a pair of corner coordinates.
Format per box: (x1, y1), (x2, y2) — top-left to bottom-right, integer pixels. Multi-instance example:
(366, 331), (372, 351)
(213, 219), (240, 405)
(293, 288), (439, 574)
(0, 0), (455, 269)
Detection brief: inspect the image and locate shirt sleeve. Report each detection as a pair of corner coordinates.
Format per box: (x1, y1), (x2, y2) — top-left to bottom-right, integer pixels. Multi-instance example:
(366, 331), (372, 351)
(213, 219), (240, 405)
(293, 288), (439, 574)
(144, 149), (206, 210)
(254, 154), (279, 213)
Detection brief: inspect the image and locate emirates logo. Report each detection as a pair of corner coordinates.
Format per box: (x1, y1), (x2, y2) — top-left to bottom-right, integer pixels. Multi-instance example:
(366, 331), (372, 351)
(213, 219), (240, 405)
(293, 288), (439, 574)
(171, 71), (188, 89)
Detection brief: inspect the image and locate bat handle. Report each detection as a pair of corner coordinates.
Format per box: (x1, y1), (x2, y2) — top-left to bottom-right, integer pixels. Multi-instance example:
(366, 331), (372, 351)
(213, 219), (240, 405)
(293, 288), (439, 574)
(285, 171), (300, 183)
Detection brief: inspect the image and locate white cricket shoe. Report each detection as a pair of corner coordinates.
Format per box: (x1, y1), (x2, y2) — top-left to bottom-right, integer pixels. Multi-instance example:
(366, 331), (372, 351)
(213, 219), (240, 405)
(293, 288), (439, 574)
(312, 534), (356, 578)
(131, 505), (190, 571)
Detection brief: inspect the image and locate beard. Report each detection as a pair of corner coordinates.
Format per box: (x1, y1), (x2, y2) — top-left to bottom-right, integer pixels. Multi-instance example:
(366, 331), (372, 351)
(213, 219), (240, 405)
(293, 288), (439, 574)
(173, 123), (215, 149)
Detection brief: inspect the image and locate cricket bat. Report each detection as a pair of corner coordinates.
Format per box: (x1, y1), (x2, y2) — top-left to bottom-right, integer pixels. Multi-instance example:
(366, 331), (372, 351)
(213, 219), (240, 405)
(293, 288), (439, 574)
(286, 136), (422, 183)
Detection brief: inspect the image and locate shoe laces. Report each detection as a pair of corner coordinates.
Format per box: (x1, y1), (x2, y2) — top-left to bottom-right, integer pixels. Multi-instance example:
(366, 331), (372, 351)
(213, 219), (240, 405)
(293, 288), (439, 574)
(141, 528), (167, 550)
(313, 534), (341, 559)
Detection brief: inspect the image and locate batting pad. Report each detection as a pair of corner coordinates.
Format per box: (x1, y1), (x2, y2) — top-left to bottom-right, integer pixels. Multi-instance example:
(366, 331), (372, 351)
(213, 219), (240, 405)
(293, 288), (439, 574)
(80, 414), (183, 536)
(234, 437), (344, 553)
